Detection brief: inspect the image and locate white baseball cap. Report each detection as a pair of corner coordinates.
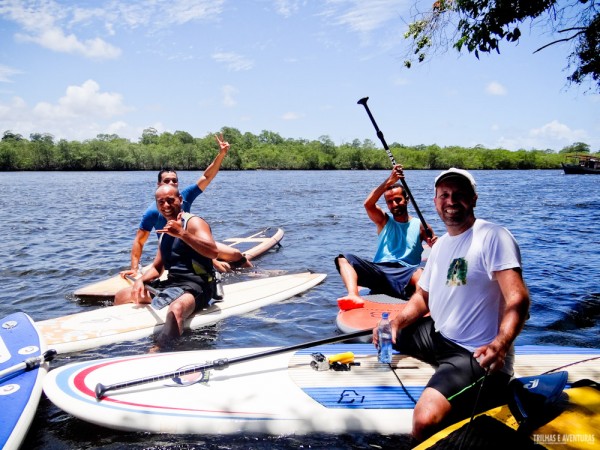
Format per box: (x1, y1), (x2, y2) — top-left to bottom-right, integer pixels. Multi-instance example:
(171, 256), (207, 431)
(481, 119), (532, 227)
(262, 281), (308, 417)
(434, 168), (477, 194)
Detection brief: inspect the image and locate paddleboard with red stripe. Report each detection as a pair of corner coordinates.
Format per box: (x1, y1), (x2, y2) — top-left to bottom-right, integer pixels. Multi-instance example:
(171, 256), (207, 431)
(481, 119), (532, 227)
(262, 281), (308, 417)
(42, 344), (600, 435)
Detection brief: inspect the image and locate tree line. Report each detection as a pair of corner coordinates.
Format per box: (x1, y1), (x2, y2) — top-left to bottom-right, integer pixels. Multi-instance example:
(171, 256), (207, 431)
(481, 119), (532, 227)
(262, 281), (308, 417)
(0, 127), (595, 171)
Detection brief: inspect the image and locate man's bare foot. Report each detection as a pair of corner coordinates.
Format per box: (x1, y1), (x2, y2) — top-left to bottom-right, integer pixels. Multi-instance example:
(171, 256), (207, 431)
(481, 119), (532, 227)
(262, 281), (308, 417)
(337, 295), (365, 311)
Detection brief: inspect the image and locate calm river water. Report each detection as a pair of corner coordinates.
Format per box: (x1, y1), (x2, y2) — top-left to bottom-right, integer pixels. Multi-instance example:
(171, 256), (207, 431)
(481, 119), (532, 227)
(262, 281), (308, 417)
(1, 169), (599, 449)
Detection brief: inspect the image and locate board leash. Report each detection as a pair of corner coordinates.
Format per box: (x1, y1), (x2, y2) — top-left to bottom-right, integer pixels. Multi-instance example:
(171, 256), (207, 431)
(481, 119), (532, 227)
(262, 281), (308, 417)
(388, 361), (419, 406)
(542, 355), (600, 374)
(457, 369), (489, 450)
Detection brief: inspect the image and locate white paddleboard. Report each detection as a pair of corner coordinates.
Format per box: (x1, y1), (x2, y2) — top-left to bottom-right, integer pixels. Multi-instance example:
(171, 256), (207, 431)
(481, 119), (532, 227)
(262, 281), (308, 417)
(42, 344), (600, 435)
(39, 271), (325, 354)
(1, 312), (49, 450)
(73, 227), (285, 298)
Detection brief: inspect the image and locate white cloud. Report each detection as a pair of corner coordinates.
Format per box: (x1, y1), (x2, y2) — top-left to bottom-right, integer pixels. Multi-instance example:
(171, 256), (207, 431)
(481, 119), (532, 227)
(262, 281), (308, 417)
(165, 0), (225, 25)
(0, 0), (225, 60)
(1, 0), (120, 59)
(273, 0), (303, 18)
(222, 85), (238, 107)
(16, 27), (121, 59)
(282, 111), (304, 120)
(0, 96), (28, 120)
(212, 52), (254, 71)
(0, 65), (22, 83)
(322, 0), (407, 33)
(32, 80), (131, 119)
(529, 120), (586, 142)
(495, 120), (588, 150)
(0, 80), (134, 140)
(486, 81), (507, 96)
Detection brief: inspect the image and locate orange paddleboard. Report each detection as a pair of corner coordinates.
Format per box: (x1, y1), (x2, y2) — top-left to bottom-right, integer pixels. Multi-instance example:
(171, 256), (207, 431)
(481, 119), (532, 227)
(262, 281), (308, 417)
(335, 294), (407, 339)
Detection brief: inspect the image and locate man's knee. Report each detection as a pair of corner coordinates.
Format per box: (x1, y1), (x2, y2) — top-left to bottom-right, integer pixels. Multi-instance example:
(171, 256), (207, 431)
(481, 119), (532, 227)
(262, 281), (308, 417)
(412, 387), (451, 441)
(334, 254), (348, 272)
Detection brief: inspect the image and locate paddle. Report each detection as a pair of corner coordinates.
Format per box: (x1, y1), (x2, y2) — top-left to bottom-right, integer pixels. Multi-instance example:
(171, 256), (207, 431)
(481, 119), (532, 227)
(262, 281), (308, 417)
(95, 328), (373, 399)
(0, 349), (57, 383)
(357, 97), (433, 239)
(124, 275), (185, 310)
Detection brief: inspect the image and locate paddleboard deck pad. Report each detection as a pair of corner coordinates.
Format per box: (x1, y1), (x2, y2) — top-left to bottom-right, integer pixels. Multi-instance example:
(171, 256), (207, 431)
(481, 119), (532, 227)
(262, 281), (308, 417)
(73, 227), (285, 298)
(1, 312), (48, 450)
(336, 294), (407, 340)
(43, 344), (600, 436)
(40, 271), (325, 354)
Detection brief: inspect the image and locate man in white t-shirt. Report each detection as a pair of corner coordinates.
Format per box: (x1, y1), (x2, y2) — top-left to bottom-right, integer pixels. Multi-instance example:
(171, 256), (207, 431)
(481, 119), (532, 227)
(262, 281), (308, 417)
(372, 168), (530, 442)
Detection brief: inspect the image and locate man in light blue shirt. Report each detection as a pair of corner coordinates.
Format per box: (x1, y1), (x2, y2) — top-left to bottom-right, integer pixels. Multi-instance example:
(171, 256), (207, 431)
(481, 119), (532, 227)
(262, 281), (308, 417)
(335, 165), (436, 310)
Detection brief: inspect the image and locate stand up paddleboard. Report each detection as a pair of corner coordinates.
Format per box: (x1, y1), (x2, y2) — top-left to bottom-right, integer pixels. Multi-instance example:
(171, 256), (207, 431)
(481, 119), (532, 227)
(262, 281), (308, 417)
(1, 312), (50, 450)
(39, 271), (325, 354)
(336, 294), (407, 341)
(42, 344), (600, 436)
(73, 227), (285, 298)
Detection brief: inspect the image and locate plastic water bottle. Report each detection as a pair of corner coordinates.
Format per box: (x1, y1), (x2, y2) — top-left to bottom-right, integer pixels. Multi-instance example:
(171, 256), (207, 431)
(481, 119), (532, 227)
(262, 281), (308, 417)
(378, 312), (392, 364)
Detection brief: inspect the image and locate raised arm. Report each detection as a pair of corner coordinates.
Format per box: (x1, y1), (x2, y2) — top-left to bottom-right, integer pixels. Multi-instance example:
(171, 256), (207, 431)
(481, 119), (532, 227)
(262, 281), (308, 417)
(196, 134), (230, 191)
(364, 165), (404, 231)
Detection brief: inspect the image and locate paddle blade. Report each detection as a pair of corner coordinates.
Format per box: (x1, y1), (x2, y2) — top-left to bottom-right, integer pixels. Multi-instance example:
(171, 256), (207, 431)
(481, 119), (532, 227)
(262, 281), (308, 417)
(151, 287), (185, 310)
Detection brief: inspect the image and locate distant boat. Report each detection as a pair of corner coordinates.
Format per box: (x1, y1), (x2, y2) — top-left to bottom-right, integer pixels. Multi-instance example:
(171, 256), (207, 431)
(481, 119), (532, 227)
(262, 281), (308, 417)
(561, 154), (600, 174)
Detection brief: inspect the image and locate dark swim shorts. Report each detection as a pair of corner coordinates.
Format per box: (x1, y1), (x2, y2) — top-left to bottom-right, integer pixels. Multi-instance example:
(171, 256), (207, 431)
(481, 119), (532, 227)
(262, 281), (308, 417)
(335, 253), (422, 298)
(150, 273), (213, 311)
(395, 317), (511, 423)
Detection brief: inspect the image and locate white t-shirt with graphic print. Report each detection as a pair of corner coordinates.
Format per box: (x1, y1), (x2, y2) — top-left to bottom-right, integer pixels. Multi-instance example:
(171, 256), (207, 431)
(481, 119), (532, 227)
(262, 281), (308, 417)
(418, 219), (522, 372)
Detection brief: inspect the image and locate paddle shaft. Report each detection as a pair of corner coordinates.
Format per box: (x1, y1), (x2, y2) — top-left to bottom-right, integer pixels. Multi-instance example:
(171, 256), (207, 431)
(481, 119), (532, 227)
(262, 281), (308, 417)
(124, 274), (158, 295)
(0, 349), (57, 383)
(95, 328), (373, 399)
(357, 97), (433, 239)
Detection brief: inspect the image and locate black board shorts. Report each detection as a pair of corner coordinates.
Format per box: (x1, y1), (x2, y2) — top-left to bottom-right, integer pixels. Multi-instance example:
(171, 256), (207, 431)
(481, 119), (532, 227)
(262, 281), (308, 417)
(150, 273), (213, 311)
(395, 317), (511, 423)
(335, 253), (422, 298)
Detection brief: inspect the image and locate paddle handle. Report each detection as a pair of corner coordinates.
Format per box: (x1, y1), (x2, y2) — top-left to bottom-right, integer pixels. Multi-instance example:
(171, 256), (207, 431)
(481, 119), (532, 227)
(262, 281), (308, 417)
(95, 328), (373, 399)
(0, 349), (57, 383)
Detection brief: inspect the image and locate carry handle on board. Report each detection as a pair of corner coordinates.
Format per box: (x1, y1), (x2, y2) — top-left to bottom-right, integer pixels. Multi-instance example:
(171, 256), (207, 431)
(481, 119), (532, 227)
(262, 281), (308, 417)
(95, 328), (374, 399)
(124, 274), (185, 310)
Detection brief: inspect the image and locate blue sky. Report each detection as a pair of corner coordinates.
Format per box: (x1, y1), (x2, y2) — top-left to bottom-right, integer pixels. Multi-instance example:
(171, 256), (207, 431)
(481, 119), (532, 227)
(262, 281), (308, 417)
(1, 0), (598, 151)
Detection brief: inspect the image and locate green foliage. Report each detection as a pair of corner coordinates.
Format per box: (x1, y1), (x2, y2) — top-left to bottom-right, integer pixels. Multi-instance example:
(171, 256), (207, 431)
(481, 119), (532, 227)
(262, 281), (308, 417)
(559, 141), (591, 154)
(0, 127), (592, 172)
(403, 0), (600, 91)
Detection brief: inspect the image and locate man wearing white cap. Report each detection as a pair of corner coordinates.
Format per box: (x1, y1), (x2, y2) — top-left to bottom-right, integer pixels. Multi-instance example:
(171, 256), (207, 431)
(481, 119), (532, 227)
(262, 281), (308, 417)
(373, 168), (530, 441)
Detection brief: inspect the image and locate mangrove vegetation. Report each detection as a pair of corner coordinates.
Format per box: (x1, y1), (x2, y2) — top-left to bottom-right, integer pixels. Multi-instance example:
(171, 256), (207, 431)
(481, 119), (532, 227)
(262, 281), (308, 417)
(1, 127), (596, 171)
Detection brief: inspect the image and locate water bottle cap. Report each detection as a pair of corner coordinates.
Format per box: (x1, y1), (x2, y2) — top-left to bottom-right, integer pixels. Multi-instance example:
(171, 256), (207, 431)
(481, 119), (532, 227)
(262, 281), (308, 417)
(382, 312), (389, 319)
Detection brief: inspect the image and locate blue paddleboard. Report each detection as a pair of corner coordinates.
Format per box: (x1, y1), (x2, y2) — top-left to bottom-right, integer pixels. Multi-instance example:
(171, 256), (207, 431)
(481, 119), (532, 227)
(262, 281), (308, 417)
(0, 312), (48, 450)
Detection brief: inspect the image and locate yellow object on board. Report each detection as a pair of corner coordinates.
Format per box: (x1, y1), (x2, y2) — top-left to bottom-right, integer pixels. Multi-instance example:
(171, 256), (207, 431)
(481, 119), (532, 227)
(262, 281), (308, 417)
(328, 352), (355, 365)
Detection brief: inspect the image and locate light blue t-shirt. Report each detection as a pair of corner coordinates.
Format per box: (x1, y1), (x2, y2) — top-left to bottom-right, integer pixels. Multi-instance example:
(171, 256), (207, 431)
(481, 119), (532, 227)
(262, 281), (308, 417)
(372, 216), (423, 266)
(138, 184), (202, 235)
